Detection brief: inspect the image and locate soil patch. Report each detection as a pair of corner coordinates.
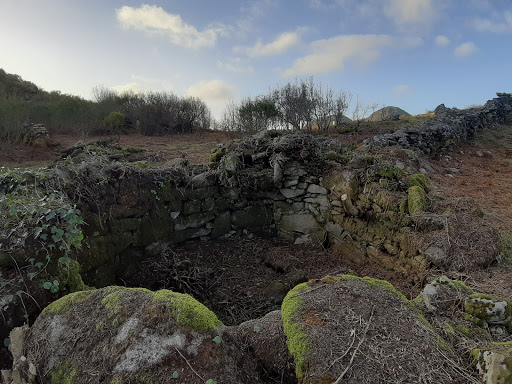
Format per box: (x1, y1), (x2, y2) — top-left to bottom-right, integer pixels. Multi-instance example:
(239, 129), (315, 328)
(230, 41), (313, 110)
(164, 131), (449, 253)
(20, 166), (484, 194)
(127, 237), (423, 326)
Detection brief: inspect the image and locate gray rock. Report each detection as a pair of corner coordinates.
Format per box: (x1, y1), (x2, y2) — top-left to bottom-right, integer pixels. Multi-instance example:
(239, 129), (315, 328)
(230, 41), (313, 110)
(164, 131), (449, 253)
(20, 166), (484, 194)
(307, 184), (328, 195)
(280, 188), (306, 199)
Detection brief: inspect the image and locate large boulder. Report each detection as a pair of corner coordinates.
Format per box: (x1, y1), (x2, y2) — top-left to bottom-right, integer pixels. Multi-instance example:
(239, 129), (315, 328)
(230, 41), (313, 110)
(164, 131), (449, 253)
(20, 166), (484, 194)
(281, 275), (471, 383)
(6, 287), (266, 383)
(367, 106), (411, 122)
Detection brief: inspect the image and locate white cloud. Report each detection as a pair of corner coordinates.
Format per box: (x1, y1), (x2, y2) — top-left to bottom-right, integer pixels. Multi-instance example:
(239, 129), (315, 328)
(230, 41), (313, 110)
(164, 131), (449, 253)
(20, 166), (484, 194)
(243, 31), (301, 57)
(392, 85), (412, 95)
(186, 80), (235, 117)
(116, 5), (226, 49)
(112, 75), (173, 94)
(282, 34), (422, 76)
(454, 42), (477, 57)
(474, 11), (512, 33)
(435, 35), (450, 47)
(384, 0), (434, 25)
(217, 58), (254, 74)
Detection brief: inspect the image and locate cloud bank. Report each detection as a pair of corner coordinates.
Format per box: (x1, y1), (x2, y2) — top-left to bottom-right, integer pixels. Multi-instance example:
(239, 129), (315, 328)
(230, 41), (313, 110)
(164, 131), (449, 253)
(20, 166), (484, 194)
(116, 5), (226, 48)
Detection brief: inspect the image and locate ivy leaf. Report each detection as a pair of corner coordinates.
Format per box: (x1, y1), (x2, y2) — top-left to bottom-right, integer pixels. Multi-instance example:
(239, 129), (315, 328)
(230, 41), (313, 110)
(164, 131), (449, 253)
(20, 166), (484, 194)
(253, 325), (261, 333)
(42, 281), (52, 290)
(34, 227), (43, 238)
(172, 371), (179, 379)
(3, 338), (10, 347)
(58, 257), (71, 264)
(45, 212), (56, 221)
(35, 262), (44, 269)
(212, 336), (222, 344)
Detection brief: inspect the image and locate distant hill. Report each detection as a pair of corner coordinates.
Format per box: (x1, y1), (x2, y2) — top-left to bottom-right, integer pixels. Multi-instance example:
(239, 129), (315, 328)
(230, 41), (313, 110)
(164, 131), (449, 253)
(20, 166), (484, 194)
(0, 68), (44, 100)
(367, 106), (411, 122)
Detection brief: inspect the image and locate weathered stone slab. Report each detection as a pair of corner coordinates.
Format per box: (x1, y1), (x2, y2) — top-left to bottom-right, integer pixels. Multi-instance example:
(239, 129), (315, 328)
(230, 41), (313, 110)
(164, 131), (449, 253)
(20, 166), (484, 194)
(279, 214), (320, 234)
(280, 188), (306, 199)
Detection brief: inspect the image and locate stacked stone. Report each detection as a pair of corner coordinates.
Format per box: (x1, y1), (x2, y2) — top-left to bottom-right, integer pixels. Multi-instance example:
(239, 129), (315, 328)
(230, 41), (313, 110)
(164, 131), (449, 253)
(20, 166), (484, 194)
(364, 93), (512, 154)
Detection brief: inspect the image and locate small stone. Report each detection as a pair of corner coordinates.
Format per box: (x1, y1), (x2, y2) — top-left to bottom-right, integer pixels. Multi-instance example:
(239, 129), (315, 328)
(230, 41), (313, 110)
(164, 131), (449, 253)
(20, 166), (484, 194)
(283, 179), (299, 188)
(307, 184), (328, 195)
(280, 188), (306, 199)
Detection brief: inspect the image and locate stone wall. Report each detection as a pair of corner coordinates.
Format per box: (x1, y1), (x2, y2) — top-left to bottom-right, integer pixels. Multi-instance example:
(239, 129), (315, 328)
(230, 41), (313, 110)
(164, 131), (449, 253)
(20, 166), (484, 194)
(73, 135), (422, 287)
(364, 93), (512, 153)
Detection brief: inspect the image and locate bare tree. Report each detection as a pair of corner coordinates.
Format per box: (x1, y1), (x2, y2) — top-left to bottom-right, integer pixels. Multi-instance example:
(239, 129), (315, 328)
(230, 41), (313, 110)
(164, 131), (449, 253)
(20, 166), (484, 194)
(309, 79), (352, 133)
(351, 98), (378, 132)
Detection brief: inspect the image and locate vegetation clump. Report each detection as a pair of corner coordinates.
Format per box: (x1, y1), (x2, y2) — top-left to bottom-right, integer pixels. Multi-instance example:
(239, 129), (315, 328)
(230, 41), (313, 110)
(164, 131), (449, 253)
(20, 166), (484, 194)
(408, 185), (427, 215)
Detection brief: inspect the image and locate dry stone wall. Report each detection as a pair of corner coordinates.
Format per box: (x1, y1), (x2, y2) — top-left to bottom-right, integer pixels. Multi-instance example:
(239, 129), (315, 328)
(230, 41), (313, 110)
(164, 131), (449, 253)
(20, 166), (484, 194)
(364, 93), (512, 153)
(73, 135), (421, 287)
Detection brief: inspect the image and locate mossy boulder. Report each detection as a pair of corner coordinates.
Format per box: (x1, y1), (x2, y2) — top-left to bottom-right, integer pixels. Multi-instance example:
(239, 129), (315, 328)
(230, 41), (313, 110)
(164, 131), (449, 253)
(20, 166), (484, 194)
(472, 342), (512, 384)
(465, 293), (512, 326)
(281, 275), (468, 383)
(418, 276), (473, 312)
(408, 185), (426, 215)
(12, 287), (267, 383)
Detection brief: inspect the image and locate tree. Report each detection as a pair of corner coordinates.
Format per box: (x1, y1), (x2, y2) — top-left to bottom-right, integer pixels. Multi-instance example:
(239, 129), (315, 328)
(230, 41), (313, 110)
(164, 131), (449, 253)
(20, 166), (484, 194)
(270, 79), (314, 130)
(308, 79), (352, 133)
(351, 98), (378, 132)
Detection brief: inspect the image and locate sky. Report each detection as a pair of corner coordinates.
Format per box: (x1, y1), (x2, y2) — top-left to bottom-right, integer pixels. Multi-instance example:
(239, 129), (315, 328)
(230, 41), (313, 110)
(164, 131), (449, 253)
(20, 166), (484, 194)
(0, 0), (511, 119)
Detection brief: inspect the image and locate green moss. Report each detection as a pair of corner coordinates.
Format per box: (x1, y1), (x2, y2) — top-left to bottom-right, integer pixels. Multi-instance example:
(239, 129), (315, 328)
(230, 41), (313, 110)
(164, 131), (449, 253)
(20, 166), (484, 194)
(110, 379), (123, 384)
(465, 293), (512, 324)
(323, 151), (349, 163)
(281, 282), (312, 380)
(57, 260), (87, 292)
(377, 165), (405, 181)
(408, 186), (426, 215)
(51, 363), (77, 384)
(125, 146), (145, 153)
(210, 147), (226, 163)
(454, 323), (492, 340)
(406, 174), (429, 191)
(102, 286), (127, 317)
(151, 290), (222, 331)
(43, 290), (92, 314)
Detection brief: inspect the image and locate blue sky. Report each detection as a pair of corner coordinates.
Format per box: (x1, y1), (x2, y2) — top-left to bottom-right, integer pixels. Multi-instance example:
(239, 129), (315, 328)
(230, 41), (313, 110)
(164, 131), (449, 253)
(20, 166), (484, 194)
(0, 0), (510, 118)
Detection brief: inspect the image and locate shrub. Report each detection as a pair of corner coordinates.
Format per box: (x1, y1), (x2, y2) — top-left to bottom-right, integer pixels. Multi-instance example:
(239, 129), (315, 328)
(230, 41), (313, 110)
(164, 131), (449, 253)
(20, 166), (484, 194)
(103, 111), (126, 133)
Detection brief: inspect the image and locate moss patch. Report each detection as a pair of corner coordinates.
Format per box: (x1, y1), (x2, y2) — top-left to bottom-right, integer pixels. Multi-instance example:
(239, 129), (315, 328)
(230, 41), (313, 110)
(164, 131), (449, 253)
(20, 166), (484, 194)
(406, 174), (429, 191)
(464, 293), (512, 325)
(281, 282), (313, 380)
(51, 362), (77, 384)
(57, 260), (87, 293)
(151, 289), (222, 331)
(43, 290), (92, 314)
(408, 186), (426, 215)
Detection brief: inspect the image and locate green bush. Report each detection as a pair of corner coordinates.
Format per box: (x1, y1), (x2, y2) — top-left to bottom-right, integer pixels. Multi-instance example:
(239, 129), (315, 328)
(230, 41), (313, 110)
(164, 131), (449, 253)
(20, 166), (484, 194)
(103, 111), (126, 132)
